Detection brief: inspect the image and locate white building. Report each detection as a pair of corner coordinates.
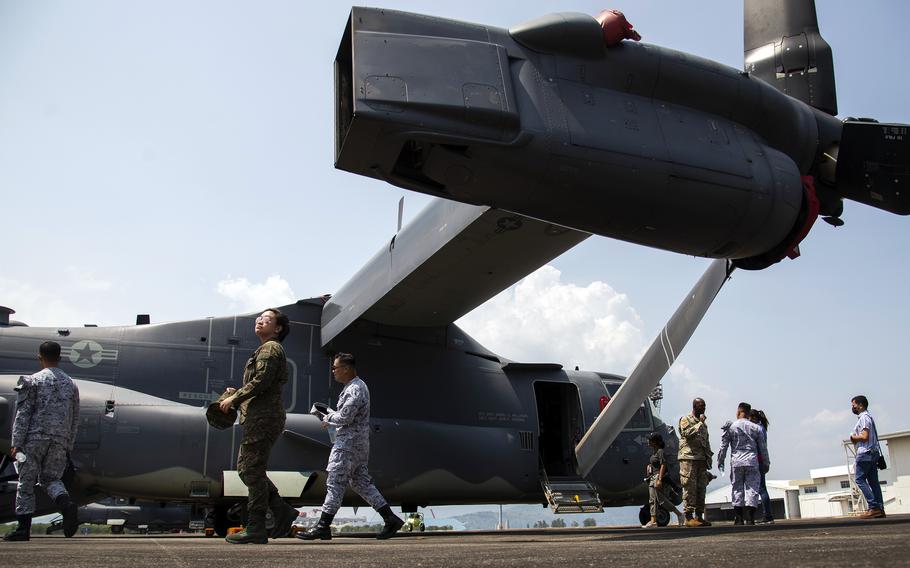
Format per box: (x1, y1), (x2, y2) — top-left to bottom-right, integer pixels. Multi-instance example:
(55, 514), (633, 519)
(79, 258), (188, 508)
(706, 430), (910, 520)
(878, 430), (910, 514)
(705, 478), (801, 522)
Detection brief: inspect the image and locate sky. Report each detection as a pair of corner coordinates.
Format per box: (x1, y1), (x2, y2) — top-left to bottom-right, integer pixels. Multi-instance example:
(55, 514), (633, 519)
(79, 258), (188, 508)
(1, 0), (909, 520)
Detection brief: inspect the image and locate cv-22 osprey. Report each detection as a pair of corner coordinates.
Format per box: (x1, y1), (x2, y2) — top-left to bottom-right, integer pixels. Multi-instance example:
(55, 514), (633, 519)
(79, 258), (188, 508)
(0, 209), (718, 532)
(1, 0), (906, 533)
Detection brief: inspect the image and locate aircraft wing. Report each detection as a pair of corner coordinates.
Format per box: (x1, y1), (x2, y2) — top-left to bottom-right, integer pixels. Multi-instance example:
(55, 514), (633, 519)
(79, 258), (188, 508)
(321, 199), (589, 346)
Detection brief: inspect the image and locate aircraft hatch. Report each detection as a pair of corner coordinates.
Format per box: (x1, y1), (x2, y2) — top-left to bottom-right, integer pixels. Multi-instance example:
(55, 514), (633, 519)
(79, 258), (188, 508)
(534, 381), (603, 514)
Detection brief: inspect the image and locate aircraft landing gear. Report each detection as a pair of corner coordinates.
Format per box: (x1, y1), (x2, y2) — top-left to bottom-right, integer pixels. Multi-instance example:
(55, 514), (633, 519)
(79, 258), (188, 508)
(208, 505), (230, 538)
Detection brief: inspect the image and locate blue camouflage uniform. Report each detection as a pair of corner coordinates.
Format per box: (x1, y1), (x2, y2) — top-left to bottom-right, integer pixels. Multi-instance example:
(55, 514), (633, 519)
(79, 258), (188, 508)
(11, 368), (80, 515)
(717, 418), (769, 508)
(320, 376), (387, 515)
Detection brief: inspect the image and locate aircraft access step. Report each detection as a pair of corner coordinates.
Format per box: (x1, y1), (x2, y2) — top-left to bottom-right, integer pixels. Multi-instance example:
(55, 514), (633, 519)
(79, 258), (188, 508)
(541, 476), (604, 514)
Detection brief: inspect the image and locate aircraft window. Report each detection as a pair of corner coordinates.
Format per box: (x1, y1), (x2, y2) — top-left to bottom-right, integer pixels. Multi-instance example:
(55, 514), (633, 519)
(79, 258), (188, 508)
(600, 382), (653, 431)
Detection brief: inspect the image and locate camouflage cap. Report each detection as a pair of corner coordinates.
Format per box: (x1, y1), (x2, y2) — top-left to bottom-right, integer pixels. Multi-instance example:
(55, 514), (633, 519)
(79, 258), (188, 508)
(206, 392), (237, 430)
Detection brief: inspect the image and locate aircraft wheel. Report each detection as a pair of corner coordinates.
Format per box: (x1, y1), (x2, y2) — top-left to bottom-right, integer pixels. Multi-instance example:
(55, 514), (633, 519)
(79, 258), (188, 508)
(638, 505), (650, 526)
(419, 524), (425, 532)
(656, 507), (670, 527)
(212, 505), (230, 538)
(111, 525), (124, 534)
(405, 524), (412, 532)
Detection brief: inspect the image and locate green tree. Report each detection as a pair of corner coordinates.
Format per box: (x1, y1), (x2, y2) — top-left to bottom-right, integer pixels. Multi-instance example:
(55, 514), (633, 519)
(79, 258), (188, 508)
(551, 518), (566, 528)
(583, 518), (597, 527)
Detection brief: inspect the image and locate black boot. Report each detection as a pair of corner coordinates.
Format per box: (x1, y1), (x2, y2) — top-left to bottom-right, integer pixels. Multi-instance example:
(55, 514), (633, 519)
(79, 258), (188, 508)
(375, 504), (404, 540)
(733, 507), (744, 526)
(744, 506), (756, 525)
(225, 513), (268, 544)
(3, 515), (32, 541)
(54, 493), (79, 538)
(296, 511), (334, 541)
(267, 493), (298, 539)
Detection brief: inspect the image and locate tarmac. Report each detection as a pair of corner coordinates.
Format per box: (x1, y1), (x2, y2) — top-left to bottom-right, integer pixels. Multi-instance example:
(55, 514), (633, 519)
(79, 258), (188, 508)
(2, 515), (909, 567)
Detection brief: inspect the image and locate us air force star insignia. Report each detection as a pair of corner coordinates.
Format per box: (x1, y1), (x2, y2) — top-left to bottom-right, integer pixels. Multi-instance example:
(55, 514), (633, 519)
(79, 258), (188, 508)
(70, 339), (104, 368)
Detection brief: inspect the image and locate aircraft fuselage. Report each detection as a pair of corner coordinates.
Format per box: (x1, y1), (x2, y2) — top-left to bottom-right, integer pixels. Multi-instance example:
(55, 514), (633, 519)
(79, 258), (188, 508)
(0, 299), (670, 520)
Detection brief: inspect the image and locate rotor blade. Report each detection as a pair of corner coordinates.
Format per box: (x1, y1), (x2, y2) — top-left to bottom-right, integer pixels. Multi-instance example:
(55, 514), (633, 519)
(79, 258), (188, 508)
(575, 259), (733, 477)
(744, 0), (837, 115)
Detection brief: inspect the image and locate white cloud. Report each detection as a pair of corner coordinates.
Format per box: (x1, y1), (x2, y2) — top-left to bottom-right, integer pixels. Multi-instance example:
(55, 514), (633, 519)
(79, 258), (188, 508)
(457, 265), (646, 374)
(0, 277), (99, 327)
(801, 408), (854, 427)
(216, 274), (296, 312)
(661, 362), (734, 429)
(665, 362), (731, 404)
(64, 266), (112, 292)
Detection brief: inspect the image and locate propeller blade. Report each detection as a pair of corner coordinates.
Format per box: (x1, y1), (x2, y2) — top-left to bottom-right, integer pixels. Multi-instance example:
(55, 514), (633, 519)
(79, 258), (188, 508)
(744, 0), (837, 115)
(575, 259), (734, 477)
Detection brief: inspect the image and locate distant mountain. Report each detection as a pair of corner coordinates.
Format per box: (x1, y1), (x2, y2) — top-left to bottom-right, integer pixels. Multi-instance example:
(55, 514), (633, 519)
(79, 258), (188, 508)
(453, 505), (640, 530)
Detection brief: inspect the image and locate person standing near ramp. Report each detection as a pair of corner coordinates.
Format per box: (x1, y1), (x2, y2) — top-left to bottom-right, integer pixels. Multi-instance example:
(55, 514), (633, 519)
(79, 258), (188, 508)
(717, 402), (769, 525)
(298, 353), (403, 541)
(4, 341), (79, 541)
(677, 397), (713, 527)
(218, 308), (297, 544)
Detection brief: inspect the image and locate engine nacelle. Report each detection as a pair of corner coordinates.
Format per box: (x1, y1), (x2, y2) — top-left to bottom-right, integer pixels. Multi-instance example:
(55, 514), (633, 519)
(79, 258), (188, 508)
(334, 8), (822, 264)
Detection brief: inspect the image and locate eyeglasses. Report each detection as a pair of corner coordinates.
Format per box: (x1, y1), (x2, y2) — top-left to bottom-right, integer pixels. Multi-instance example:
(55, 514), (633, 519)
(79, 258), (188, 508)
(331, 365), (350, 371)
(256, 315), (274, 323)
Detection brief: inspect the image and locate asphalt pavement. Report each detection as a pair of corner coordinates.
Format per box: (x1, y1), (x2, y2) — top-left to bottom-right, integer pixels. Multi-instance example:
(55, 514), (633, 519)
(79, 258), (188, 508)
(2, 515), (908, 567)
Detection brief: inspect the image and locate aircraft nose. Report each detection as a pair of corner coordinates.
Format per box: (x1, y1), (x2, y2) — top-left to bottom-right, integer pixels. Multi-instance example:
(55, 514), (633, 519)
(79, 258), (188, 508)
(0, 375), (22, 448)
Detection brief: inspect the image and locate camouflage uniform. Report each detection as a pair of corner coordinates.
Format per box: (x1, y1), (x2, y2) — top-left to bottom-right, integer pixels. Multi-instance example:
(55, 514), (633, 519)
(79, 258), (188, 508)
(233, 340), (288, 520)
(717, 419), (769, 508)
(677, 413), (712, 517)
(321, 377), (386, 515)
(11, 368), (80, 515)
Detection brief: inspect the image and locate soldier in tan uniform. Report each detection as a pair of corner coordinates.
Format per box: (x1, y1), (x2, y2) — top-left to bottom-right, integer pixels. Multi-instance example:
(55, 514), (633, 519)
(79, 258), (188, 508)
(218, 308), (297, 544)
(677, 397), (713, 527)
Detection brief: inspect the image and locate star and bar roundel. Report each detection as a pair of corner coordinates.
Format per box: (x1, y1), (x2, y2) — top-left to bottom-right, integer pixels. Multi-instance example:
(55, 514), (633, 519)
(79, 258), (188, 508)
(61, 339), (119, 369)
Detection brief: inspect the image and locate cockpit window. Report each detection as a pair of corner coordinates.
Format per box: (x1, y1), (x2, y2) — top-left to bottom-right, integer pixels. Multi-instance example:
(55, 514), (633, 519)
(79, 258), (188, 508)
(601, 381), (653, 431)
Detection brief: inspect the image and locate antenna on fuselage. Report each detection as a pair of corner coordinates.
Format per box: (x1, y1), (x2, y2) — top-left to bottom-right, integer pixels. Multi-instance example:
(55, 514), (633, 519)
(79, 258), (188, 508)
(649, 383), (663, 413)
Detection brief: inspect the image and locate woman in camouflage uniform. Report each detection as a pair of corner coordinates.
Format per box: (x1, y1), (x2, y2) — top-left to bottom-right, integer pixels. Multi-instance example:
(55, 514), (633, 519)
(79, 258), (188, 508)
(218, 308), (296, 544)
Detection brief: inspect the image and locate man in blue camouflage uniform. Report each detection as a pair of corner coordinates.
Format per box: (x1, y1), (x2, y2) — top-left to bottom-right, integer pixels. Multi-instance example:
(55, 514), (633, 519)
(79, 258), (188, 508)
(717, 402), (769, 525)
(4, 341), (80, 541)
(298, 353), (403, 541)
(218, 308), (297, 544)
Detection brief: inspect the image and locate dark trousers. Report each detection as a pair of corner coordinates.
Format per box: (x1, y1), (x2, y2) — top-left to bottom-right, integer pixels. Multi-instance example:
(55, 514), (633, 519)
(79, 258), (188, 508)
(758, 472), (773, 520)
(237, 419), (283, 517)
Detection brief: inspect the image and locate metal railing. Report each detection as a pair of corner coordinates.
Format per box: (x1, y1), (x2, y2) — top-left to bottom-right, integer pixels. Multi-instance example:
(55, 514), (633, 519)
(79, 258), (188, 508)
(843, 440), (866, 515)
